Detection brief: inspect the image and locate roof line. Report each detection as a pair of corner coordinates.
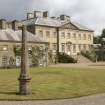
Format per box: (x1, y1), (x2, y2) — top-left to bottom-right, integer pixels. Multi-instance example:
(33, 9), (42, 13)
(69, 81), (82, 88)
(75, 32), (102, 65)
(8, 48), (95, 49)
(0, 40), (48, 44)
(60, 21), (94, 32)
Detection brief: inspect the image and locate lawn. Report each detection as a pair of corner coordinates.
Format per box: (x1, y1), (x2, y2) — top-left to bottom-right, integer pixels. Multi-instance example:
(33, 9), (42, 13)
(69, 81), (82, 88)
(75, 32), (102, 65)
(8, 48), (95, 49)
(0, 67), (105, 100)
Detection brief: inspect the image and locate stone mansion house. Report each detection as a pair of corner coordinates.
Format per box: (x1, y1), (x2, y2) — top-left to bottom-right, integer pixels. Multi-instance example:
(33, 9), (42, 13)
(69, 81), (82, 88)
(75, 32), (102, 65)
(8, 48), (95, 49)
(0, 11), (94, 67)
(23, 11), (94, 56)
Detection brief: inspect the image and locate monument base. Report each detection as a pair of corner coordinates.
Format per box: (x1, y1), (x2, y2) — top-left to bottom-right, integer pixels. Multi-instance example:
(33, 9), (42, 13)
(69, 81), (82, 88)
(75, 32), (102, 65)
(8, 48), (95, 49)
(18, 78), (31, 95)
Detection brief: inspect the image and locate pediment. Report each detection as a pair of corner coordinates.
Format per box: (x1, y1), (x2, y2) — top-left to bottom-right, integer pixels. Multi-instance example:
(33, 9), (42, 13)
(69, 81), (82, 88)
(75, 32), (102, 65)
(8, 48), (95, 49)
(61, 22), (79, 30)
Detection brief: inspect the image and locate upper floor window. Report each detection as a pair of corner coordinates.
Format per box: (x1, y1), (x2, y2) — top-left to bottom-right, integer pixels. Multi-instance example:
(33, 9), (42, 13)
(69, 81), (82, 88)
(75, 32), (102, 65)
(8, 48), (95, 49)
(61, 32), (65, 38)
(79, 34), (81, 40)
(67, 33), (71, 39)
(39, 30), (43, 37)
(53, 32), (57, 38)
(46, 31), (50, 38)
(88, 34), (92, 40)
(83, 34), (86, 40)
(73, 33), (76, 39)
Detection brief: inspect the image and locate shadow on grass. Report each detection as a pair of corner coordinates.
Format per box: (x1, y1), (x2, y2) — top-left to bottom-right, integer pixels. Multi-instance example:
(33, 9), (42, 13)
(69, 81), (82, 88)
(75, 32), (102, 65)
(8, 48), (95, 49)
(0, 91), (18, 95)
(0, 91), (103, 101)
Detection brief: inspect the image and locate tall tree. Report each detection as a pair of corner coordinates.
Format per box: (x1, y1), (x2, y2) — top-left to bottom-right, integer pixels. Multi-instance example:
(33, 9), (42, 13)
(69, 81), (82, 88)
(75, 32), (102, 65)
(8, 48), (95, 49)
(93, 36), (101, 44)
(101, 29), (105, 38)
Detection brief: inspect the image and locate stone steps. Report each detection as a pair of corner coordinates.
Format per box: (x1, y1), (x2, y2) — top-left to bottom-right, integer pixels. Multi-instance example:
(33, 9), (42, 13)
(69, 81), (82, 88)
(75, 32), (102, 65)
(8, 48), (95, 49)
(78, 55), (92, 63)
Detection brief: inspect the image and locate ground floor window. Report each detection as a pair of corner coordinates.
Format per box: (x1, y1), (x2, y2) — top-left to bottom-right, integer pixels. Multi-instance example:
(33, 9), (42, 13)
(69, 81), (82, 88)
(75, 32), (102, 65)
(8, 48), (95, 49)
(73, 44), (76, 53)
(83, 44), (86, 50)
(52, 43), (57, 51)
(16, 56), (21, 67)
(67, 44), (71, 51)
(61, 43), (65, 52)
(78, 44), (81, 51)
(89, 45), (92, 49)
(0, 45), (8, 51)
(2, 56), (8, 67)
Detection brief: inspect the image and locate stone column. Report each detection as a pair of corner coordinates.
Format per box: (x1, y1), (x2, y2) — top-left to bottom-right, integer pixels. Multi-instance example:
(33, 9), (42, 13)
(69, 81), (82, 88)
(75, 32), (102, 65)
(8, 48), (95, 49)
(18, 25), (31, 95)
(56, 27), (59, 63)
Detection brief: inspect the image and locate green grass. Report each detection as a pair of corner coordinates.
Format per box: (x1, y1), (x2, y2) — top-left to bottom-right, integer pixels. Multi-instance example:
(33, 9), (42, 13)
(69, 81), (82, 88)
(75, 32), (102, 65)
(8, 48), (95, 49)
(0, 67), (105, 100)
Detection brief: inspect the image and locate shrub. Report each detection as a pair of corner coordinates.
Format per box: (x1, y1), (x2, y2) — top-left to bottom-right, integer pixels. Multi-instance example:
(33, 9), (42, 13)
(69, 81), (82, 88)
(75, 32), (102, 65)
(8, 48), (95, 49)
(30, 46), (45, 67)
(81, 50), (96, 62)
(9, 56), (15, 68)
(58, 53), (77, 63)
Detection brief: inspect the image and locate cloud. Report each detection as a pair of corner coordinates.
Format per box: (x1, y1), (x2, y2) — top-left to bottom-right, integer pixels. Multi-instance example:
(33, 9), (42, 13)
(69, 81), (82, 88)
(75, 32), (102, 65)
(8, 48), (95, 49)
(0, 0), (105, 35)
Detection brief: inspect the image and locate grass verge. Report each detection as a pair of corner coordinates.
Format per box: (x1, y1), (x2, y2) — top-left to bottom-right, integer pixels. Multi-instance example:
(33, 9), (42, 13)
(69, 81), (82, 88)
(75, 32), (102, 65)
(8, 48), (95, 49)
(0, 67), (104, 100)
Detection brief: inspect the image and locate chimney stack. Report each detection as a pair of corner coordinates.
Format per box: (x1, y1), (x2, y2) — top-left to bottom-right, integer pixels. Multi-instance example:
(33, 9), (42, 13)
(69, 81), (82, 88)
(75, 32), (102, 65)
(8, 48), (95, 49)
(12, 20), (19, 31)
(27, 13), (34, 19)
(60, 15), (71, 22)
(43, 11), (49, 18)
(34, 11), (43, 18)
(27, 11), (49, 19)
(0, 19), (6, 29)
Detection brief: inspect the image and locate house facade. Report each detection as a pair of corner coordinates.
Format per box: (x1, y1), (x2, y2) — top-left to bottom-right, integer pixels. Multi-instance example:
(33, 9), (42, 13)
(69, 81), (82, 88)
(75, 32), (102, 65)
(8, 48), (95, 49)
(0, 11), (94, 65)
(0, 29), (48, 67)
(22, 11), (94, 57)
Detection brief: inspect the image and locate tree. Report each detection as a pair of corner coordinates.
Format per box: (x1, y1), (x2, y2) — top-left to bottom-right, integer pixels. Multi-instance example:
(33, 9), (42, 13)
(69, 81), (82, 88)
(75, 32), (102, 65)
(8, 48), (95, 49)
(94, 29), (105, 44)
(98, 29), (105, 61)
(13, 46), (22, 56)
(93, 36), (101, 44)
(30, 46), (45, 66)
(99, 29), (105, 44)
(101, 29), (105, 38)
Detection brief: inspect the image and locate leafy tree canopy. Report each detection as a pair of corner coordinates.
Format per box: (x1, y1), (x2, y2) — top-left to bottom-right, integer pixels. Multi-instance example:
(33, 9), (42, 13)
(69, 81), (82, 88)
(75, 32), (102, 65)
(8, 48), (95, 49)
(101, 29), (105, 38)
(93, 29), (105, 44)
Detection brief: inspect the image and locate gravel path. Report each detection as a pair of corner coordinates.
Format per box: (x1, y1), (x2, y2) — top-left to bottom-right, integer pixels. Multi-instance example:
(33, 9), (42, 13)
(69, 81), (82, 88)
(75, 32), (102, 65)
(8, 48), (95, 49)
(0, 93), (105, 105)
(50, 62), (105, 69)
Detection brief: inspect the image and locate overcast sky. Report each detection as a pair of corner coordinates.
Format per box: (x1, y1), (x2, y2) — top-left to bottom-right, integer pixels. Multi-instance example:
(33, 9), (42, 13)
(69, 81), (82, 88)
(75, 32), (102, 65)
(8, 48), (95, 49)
(0, 0), (105, 35)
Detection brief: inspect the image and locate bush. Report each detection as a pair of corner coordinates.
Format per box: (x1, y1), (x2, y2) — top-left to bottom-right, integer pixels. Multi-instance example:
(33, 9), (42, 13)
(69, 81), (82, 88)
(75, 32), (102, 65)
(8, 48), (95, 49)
(30, 46), (45, 67)
(81, 50), (96, 62)
(58, 53), (77, 63)
(9, 56), (15, 68)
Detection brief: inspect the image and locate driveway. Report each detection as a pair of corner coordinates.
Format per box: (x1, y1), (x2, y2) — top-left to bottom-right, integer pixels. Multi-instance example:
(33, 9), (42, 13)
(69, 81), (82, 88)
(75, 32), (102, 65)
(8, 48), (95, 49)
(0, 93), (105, 105)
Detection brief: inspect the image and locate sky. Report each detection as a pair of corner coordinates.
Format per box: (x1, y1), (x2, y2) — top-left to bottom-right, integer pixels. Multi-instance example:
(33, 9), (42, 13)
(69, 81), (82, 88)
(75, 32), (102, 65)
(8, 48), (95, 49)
(0, 0), (105, 35)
